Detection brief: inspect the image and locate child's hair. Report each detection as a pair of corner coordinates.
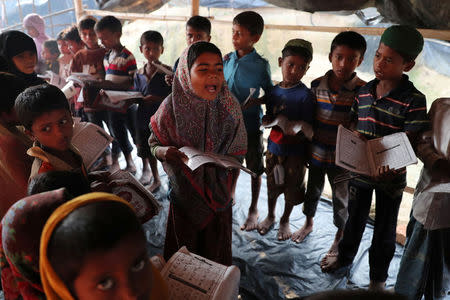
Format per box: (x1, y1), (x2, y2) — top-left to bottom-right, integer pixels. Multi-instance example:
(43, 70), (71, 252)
(140, 30), (163, 47)
(43, 40), (60, 56)
(56, 29), (67, 41)
(94, 15), (122, 33)
(14, 84), (70, 130)
(186, 16), (211, 36)
(330, 31), (367, 57)
(282, 39), (313, 63)
(0, 72), (27, 114)
(78, 16), (96, 31)
(233, 11), (264, 36)
(28, 171), (91, 197)
(47, 201), (143, 294)
(187, 41), (222, 71)
(64, 26), (82, 43)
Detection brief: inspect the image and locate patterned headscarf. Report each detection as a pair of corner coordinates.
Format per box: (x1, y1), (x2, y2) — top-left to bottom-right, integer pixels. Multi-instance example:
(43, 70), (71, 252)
(0, 188), (69, 300)
(150, 42), (247, 228)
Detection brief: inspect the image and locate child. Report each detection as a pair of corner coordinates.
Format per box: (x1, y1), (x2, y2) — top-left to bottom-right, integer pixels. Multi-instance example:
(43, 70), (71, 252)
(223, 11), (272, 231)
(40, 192), (168, 299)
(14, 84), (88, 180)
(94, 15), (137, 174)
(0, 30), (45, 86)
(41, 40), (60, 74)
(23, 13), (49, 61)
(321, 25), (430, 291)
(56, 30), (73, 80)
(257, 39), (315, 240)
(395, 98), (450, 300)
(28, 170), (91, 197)
(293, 32), (367, 254)
(166, 15), (211, 85)
(0, 72), (33, 218)
(64, 25), (85, 55)
(133, 31), (171, 190)
(150, 42), (246, 265)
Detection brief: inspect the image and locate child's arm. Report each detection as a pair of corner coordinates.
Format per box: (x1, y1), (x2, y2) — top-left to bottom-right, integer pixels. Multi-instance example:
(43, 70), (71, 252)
(143, 94), (164, 104)
(149, 130), (187, 165)
(242, 95), (266, 111)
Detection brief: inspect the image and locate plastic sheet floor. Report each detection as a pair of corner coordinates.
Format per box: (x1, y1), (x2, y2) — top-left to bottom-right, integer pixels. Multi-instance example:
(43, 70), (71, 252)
(143, 169), (404, 300)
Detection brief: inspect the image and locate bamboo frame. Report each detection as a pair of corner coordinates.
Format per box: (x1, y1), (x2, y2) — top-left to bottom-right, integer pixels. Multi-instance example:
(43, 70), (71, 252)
(191, 0), (200, 16)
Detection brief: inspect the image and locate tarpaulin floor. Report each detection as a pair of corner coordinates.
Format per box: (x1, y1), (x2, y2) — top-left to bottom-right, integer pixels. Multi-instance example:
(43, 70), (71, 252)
(143, 170), (404, 300)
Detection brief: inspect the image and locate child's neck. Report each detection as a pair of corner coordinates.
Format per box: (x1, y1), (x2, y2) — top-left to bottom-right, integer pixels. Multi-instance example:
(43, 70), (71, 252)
(279, 80), (299, 89)
(237, 47), (254, 59)
(86, 44), (100, 50)
(111, 43), (124, 53)
(375, 76), (403, 99)
(328, 71), (353, 92)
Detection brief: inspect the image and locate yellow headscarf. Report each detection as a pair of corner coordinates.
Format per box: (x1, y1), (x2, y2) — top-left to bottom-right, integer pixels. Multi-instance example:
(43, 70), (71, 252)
(39, 192), (168, 300)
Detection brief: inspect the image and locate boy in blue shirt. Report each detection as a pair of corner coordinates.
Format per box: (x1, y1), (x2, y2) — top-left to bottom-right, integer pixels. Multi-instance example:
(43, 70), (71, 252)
(321, 25), (429, 291)
(133, 30), (171, 191)
(223, 11), (272, 231)
(257, 39), (315, 240)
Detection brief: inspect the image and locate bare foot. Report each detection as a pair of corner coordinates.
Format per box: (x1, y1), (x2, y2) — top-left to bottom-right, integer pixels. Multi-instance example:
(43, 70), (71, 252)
(277, 220), (292, 240)
(148, 179), (161, 193)
(291, 223), (313, 243)
(257, 216), (275, 235)
(241, 210), (259, 231)
(320, 254), (341, 273)
(139, 169), (152, 185)
(326, 241), (339, 257)
(124, 163), (137, 175)
(109, 160), (120, 174)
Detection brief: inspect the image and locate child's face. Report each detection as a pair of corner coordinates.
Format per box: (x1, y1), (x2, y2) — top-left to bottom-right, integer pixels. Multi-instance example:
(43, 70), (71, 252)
(373, 42), (414, 81)
(73, 232), (152, 300)
(278, 55), (309, 87)
(30, 109), (73, 152)
(80, 28), (99, 49)
(12, 51), (37, 74)
(140, 41), (163, 63)
(185, 26), (211, 46)
(190, 52), (224, 101)
(57, 40), (71, 55)
(26, 26), (39, 38)
(231, 24), (259, 52)
(42, 47), (57, 61)
(96, 29), (121, 50)
(67, 40), (84, 55)
(329, 45), (363, 81)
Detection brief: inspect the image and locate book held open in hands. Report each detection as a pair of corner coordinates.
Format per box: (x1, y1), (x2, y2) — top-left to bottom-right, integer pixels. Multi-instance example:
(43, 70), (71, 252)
(101, 90), (144, 104)
(179, 146), (256, 177)
(335, 125), (418, 177)
(261, 114), (314, 141)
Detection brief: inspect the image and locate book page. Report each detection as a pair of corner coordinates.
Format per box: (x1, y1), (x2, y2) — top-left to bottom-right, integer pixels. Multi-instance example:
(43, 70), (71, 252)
(261, 115), (313, 140)
(71, 122), (114, 169)
(240, 88), (256, 108)
(102, 90), (143, 104)
(152, 61), (174, 76)
(367, 132), (417, 172)
(335, 125), (371, 176)
(160, 247), (239, 300)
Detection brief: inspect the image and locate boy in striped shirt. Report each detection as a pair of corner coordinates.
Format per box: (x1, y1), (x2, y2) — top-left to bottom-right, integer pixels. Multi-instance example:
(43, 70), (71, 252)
(292, 32), (366, 255)
(321, 25), (429, 291)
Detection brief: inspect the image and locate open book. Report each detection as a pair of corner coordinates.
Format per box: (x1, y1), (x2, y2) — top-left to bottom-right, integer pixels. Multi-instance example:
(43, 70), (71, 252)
(335, 125), (418, 177)
(38, 71), (66, 88)
(66, 72), (99, 86)
(261, 115), (314, 141)
(71, 121), (114, 170)
(152, 61), (174, 76)
(160, 246), (240, 300)
(102, 90), (143, 104)
(108, 170), (161, 223)
(179, 146), (256, 177)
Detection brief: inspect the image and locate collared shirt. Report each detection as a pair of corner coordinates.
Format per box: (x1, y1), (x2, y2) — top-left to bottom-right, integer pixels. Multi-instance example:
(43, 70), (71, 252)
(104, 47), (137, 85)
(310, 70), (366, 167)
(223, 49), (272, 134)
(134, 63), (171, 130)
(351, 74), (429, 139)
(267, 82), (315, 156)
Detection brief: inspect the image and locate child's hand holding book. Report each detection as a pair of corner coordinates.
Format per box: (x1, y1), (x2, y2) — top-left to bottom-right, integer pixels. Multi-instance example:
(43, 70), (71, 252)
(155, 146), (188, 166)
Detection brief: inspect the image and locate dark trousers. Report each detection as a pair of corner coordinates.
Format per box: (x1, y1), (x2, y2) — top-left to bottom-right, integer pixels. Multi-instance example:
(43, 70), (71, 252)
(85, 110), (119, 155)
(338, 179), (404, 282)
(107, 105), (137, 156)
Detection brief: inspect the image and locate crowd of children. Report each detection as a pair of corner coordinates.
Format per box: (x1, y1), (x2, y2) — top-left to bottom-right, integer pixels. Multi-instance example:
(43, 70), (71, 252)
(0, 8), (446, 300)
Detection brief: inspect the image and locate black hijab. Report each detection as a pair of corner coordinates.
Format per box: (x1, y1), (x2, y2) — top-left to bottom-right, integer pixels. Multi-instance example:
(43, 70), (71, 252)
(0, 30), (44, 86)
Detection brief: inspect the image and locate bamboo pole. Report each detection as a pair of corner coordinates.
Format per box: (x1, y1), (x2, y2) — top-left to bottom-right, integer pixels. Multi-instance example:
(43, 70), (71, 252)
(191, 0), (200, 16)
(73, 0), (83, 22)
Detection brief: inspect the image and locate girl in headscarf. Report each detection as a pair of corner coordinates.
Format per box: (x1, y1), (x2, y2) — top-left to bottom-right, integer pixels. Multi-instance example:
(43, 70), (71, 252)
(149, 41), (247, 265)
(0, 30), (45, 87)
(23, 13), (49, 61)
(39, 192), (168, 300)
